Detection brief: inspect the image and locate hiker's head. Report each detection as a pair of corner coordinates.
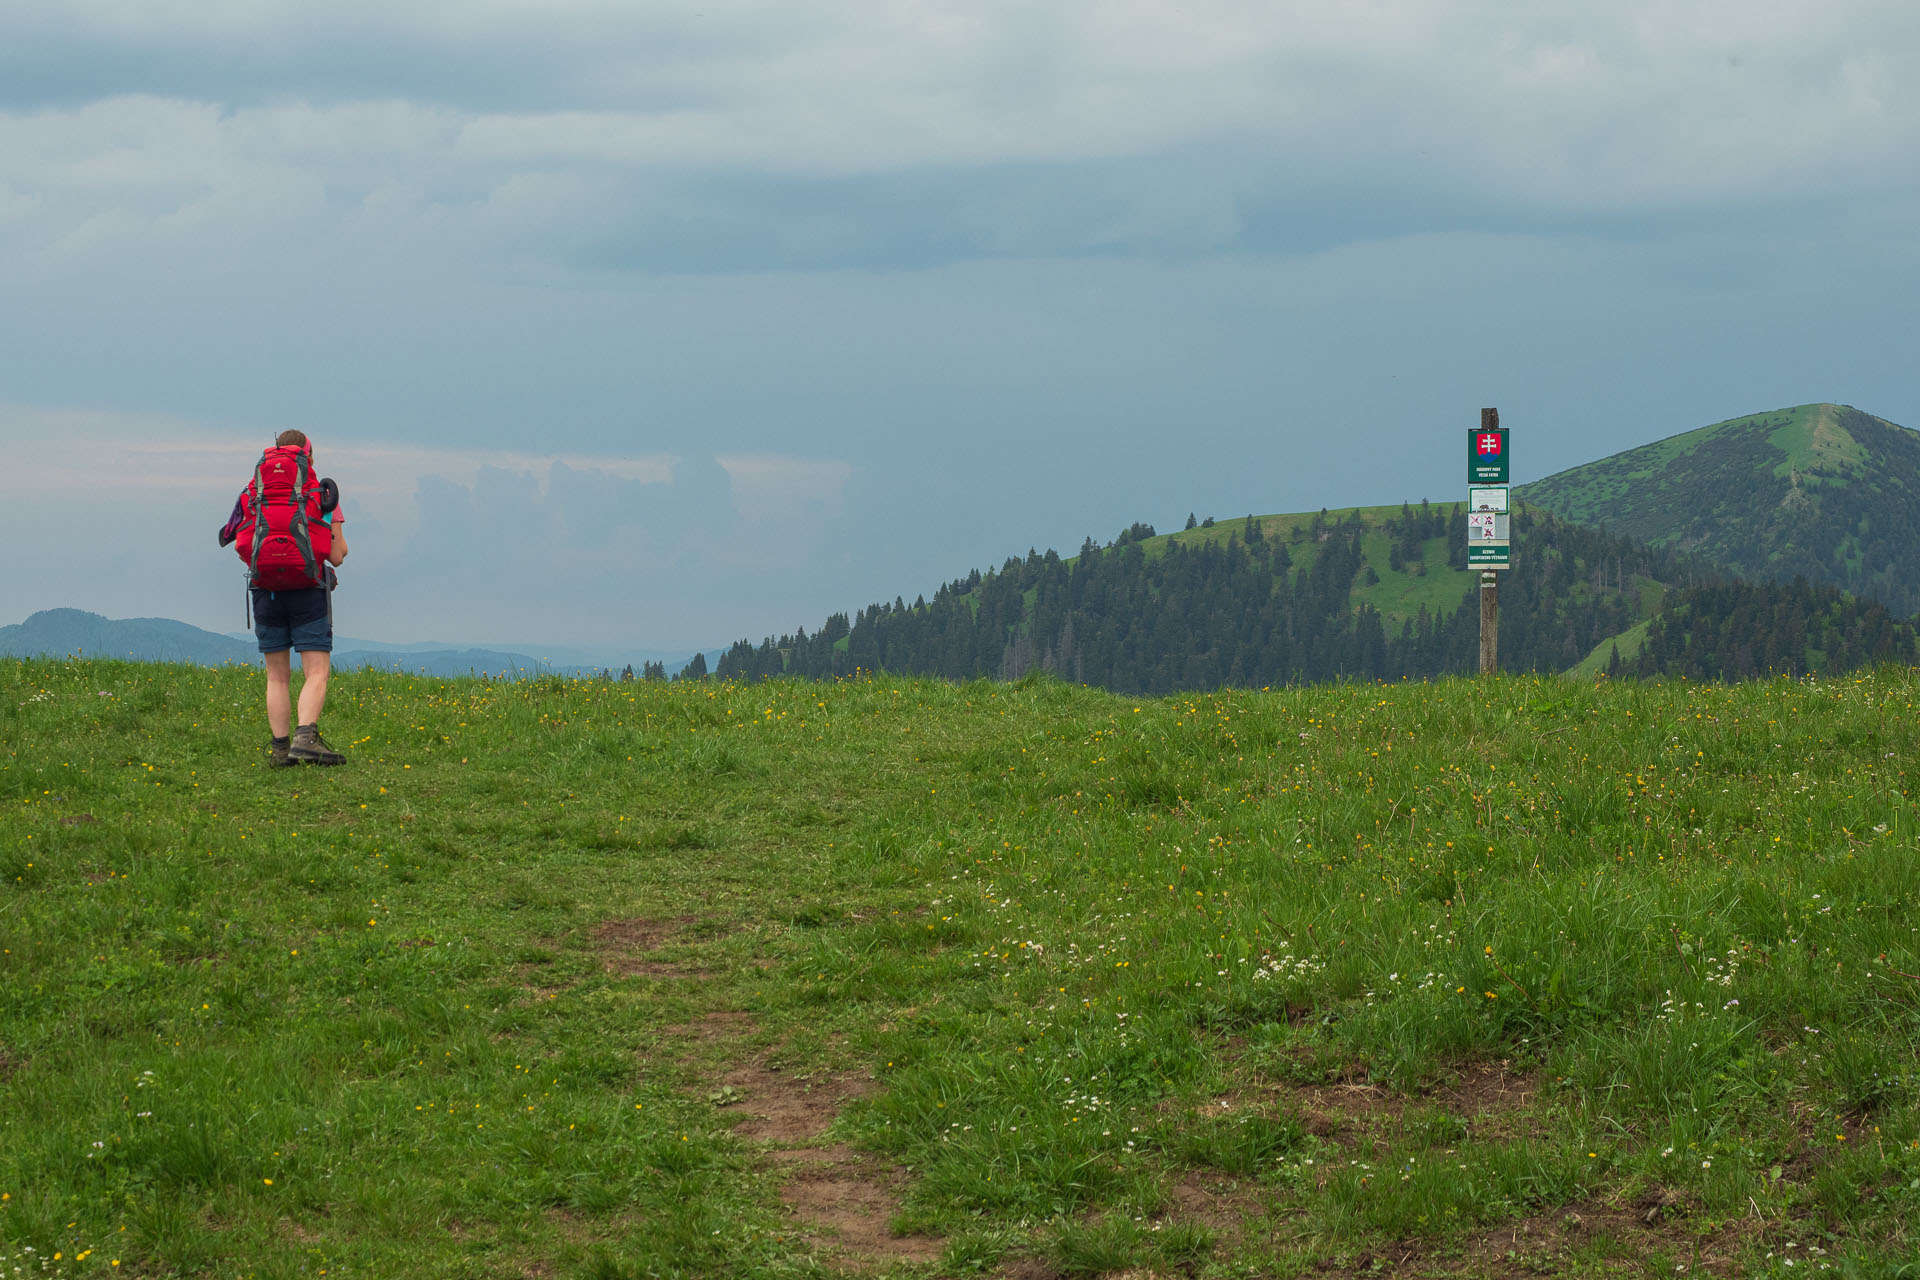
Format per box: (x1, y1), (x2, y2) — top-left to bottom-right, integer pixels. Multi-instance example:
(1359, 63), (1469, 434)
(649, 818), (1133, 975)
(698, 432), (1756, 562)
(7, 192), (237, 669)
(276, 429), (309, 450)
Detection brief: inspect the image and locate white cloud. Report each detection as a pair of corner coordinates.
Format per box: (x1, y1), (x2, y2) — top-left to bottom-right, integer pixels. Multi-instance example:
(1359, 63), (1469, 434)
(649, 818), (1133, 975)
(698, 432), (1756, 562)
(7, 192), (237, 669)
(0, 404), (674, 500)
(0, 403), (852, 644)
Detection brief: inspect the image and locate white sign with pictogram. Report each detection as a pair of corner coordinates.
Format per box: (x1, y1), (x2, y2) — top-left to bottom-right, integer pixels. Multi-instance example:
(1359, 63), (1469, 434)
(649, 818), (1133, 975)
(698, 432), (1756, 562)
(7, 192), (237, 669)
(1467, 511), (1509, 542)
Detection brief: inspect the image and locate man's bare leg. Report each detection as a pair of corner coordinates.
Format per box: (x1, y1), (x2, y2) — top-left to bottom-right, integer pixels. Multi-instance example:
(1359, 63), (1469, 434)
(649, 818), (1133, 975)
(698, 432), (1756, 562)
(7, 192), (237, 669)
(265, 650), (294, 739)
(297, 650), (331, 727)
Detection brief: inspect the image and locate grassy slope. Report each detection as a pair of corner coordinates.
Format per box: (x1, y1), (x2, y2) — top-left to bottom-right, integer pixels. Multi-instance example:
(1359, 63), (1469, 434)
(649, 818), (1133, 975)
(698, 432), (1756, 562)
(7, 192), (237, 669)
(1515, 406), (1832, 531)
(1767, 403), (1870, 482)
(1518, 402), (1912, 553)
(1567, 619), (1651, 679)
(1568, 579), (1668, 679)
(7, 658), (1920, 1277)
(1051, 505), (1480, 631)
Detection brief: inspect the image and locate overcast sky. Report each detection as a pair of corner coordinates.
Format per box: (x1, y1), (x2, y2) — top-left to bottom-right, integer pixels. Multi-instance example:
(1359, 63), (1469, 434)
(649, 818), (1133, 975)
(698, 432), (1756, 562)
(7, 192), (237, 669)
(5, 1), (1917, 652)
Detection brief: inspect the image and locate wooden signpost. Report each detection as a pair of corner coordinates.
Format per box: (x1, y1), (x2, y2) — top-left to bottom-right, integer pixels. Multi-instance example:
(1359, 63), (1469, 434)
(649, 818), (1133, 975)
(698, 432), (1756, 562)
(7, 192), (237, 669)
(1471, 409), (1508, 674)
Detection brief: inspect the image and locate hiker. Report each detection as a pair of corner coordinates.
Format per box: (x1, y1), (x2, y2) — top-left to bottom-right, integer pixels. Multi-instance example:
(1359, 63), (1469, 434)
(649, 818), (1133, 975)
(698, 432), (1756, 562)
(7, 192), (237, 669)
(218, 429), (350, 767)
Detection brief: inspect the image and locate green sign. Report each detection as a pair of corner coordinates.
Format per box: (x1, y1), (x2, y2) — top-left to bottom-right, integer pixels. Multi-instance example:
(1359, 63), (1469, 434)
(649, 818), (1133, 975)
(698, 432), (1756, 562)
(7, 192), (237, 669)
(1469, 427), (1509, 485)
(1468, 542), (1510, 569)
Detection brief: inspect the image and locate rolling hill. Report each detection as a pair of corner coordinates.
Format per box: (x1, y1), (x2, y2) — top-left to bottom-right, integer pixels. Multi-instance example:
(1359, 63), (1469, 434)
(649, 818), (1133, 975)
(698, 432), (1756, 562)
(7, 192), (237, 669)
(710, 403), (1920, 691)
(0, 608), (260, 666)
(1519, 403), (1920, 615)
(716, 505), (1733, 690)
(0, 609), (598, 677)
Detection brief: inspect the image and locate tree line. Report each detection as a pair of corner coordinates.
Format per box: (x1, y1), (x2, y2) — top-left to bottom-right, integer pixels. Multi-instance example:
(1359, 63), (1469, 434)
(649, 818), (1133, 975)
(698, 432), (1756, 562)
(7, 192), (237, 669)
(706, 503), (1892, 691)
(1615, 578), (1917, 679)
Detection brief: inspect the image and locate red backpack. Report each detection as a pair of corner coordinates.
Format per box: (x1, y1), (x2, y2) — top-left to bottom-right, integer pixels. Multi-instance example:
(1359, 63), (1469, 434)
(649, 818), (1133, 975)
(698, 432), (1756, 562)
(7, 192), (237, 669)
(234, 444), (333, 590)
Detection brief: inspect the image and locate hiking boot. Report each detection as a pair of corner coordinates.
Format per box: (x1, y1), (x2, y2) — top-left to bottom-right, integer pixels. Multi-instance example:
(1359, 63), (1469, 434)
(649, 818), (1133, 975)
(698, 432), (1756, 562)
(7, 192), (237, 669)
(289, 724), (347, 766)
(268, 736), (294, 768)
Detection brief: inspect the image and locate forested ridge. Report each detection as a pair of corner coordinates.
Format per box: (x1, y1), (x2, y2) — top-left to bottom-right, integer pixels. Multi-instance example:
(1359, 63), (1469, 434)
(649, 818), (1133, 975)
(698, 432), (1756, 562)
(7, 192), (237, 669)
(1523, 403), (1920, 616)
(702, 505), (1765, 689)
(707, 499), (1917, 690)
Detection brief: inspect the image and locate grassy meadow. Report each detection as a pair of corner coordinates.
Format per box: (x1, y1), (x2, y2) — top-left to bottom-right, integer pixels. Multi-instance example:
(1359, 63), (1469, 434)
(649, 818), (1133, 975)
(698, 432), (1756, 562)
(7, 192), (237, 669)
(5, 657), (1920, 1278)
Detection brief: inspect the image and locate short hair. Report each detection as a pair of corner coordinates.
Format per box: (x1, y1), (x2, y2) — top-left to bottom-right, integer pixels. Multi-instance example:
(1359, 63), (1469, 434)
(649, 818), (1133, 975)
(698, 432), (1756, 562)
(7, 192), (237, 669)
(275, 429), (309, 448)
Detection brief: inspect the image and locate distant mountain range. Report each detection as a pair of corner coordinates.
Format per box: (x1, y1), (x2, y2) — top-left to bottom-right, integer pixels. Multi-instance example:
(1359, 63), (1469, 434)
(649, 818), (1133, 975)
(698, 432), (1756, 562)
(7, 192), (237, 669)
(0, 608), (716, 678)
(0, 609), (260, 667)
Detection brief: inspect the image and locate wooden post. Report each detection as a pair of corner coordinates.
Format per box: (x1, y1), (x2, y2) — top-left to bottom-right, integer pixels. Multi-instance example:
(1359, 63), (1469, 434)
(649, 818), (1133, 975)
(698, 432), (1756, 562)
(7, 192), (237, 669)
(1479, 570), (1498, 674)
(1478, 407), (1499, 675)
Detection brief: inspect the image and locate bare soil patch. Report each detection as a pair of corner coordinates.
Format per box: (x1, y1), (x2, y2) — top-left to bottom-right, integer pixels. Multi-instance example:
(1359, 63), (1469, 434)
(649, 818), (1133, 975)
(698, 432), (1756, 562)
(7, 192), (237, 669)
(720, 1059), (874, 1143)
(1306, 1193), (1763, 1278)
(661, 1009), (758, 1043)
(594, 915), (711, 977)
(1430, 1060), (1537, 1114)
(670, 1004), (941, 1268)
(1166, 1170), (1270, 1240)
(1238, 1058), (1543, 1150)
(719, 1056), (944, 1263)
(772, 1147), (945, 1264)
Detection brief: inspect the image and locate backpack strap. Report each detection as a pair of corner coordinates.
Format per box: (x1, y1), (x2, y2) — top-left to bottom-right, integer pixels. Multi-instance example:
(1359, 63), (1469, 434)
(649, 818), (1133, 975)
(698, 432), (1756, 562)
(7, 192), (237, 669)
(246, 452), (270, 583)
(289, 449), (320, 587)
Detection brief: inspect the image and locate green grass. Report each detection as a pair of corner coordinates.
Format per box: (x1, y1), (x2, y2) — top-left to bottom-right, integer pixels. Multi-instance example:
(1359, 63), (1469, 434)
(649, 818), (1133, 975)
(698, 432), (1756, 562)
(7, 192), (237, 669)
(1768, 403), (1870, 481)
(1569, 620), (1652, 679)
(1353, 528), (1474, 620)
(6, 658), (1920, 1276)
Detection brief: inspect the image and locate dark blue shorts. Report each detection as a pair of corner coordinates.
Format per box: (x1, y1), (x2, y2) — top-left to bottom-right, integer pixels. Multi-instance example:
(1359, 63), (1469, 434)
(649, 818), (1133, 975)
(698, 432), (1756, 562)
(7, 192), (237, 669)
(253, 588), (332, 654)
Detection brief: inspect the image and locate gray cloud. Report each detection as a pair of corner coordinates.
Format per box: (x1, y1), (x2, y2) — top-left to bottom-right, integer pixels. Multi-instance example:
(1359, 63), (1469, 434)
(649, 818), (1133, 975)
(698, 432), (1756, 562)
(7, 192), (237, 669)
(4, 2), (1917, 281)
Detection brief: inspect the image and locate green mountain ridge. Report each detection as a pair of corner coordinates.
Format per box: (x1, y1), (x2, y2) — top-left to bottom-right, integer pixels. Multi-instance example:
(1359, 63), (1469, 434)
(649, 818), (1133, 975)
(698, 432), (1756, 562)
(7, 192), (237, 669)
(717, 404), (1920, 690)
(718, 504), (1739, 690)
(1519, 403), (1920, 614)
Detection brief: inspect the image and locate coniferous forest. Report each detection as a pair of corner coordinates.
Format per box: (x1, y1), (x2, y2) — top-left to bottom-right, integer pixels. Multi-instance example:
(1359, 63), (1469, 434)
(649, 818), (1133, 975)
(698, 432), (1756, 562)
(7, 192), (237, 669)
(711, 504), (1914, 691)
(1621, 579), (1915, 681)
